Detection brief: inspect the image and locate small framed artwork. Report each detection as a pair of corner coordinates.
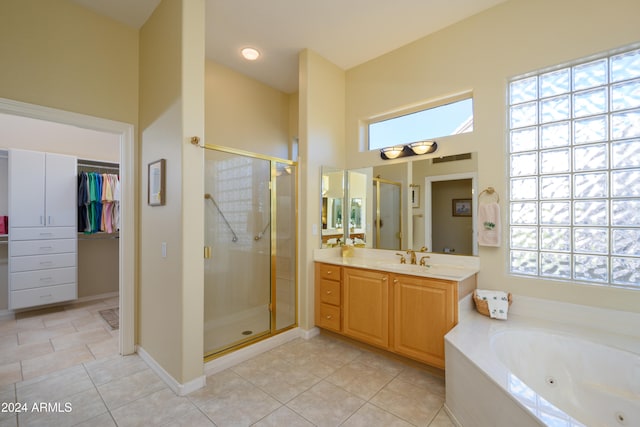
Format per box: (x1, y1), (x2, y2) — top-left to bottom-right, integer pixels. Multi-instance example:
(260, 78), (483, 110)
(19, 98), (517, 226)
(452, 198), (471, 217)
(411, 185), (420, 208)
(148, 159), (166, 206)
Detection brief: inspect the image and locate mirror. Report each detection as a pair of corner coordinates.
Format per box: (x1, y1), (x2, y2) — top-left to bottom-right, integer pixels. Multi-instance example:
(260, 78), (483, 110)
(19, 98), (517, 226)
(320, 153), (478, 255)
(321, 167), (345, 246)
(412, 153), (478, 255)
(346, 169), (369, 246)
(372, 164), (406, 250)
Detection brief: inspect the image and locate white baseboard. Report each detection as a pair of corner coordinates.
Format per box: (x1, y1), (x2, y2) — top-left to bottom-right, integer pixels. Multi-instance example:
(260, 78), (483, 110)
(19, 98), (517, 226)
(136, 345), (206, 396)
(300, 326), (320, 340)
(204, 327), (318, 376)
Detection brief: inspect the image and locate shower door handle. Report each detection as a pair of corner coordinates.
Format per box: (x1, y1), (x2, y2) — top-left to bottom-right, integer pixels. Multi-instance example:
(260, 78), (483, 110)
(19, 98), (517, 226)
(204, 246), (212, 259)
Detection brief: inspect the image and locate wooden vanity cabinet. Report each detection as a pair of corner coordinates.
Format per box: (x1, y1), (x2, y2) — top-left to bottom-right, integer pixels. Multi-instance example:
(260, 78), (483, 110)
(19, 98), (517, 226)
(314, 263), (342, 332)
(343, 267), (389, 348)
(391, 274), (457, 369)
(314, 261), (472, 369)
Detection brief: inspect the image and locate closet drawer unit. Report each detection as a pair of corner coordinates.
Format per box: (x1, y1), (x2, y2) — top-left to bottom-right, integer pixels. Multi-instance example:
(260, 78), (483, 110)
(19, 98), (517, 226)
(319, 279), (341, 306)
(10, 227), (76, 241)
(319, 264), (341, 280)
(10, 253), (76, 273)
(10, 239), (76, 257)
(10, 283), (77, 310)
(317, 303), (341, 331)
(10, 267), (77, 291)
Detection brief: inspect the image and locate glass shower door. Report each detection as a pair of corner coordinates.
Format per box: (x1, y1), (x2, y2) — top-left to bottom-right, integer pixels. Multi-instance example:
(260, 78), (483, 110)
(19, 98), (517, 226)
(274, 161), (296, 331)
(373, 178), (402, 250)
(204, 149), (271, 355)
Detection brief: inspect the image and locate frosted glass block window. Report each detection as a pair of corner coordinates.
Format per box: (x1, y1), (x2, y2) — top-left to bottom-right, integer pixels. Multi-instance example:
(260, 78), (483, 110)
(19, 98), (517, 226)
(508, 45), (640, 289)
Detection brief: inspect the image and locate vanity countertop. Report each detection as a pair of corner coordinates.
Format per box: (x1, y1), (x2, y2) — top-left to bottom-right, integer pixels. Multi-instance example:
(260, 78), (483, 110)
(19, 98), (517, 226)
(314, 248), (479, 281)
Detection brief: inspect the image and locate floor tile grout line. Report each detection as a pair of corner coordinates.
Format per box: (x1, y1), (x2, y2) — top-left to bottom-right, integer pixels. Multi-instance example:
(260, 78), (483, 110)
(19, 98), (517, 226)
(81, 362), (118, 427)
(185, 394), (219, 426)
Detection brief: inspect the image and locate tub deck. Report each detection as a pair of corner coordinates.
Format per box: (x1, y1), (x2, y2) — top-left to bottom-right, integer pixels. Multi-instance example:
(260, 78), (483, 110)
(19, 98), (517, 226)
(444, 294), (640, 427)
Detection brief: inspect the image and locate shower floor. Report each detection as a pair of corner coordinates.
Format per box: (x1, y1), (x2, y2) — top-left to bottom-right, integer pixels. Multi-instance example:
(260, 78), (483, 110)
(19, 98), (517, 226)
(203, 302), (296, 355)
(204, 305), (271, 355)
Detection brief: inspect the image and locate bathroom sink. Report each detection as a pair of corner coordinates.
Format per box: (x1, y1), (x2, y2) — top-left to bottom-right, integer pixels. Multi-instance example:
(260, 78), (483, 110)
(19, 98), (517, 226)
(378, 262), (472, 279)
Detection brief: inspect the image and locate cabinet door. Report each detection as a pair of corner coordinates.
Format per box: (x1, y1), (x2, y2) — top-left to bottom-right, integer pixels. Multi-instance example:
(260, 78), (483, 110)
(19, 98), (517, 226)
(45, 153), (77, 227)
(343, 267), (389, 348)
(392, 274), (456, 368)
(9, 150), (46, 227)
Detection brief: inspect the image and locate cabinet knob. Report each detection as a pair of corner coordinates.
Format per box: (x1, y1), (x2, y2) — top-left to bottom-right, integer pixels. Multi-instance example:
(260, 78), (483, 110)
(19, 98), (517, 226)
(326, 290), (332, 294)
(382, 277), (387, 281)
(326, 315), (333, 320)
(393, 279), (398, 284)
(326, 270), (332, 275)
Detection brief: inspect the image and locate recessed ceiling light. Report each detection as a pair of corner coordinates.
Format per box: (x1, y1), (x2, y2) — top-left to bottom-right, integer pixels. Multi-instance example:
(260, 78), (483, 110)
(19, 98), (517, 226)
(241, 47), (260, 61)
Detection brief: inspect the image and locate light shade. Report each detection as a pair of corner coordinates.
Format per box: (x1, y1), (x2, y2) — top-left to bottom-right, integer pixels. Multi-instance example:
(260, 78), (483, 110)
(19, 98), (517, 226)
(241, 47), (260, 60)
(380, 146), (404, 159)
(409, 141), (436, 155)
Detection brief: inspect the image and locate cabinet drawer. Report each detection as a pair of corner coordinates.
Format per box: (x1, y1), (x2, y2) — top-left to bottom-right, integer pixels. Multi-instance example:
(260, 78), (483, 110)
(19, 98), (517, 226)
(10, 227), (76, 241)
(10, 239), (76, 257)
(319, 264), (341, 280)
(10, 253), (76, 273)
(10, 283), (77, 310)
(319, 279), (341, 306)
(318, 303), (341, 331)
(10, 267), (77, 291)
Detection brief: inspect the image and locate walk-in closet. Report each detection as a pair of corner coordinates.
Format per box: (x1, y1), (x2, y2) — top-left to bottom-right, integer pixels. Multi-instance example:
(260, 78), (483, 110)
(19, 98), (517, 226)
(0, 114), (121, 317)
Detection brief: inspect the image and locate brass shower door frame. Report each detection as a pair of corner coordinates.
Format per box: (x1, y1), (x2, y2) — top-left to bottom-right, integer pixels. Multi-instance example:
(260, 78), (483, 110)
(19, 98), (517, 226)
(373, 176), (403, 250)
(203, 144), (298, 361)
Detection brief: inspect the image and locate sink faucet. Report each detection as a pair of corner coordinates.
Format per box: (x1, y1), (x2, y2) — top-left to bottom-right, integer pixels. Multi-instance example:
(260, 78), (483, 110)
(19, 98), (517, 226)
(406, 249), (417, 265)
(419, 255), (431, 267)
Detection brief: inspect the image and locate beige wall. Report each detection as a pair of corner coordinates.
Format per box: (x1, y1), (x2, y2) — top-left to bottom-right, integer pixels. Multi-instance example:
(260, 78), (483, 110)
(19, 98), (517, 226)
(205, 61), (291, 159)
(299, 50), (346, 329)
(344, 0), (640, 312)
(0, 0), (138, 125)
(138, 0), (204, 385)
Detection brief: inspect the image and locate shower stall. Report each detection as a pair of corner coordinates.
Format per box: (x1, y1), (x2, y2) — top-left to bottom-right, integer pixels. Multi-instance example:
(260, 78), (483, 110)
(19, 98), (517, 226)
(372, 177), (402, 250)
(203, 145), (297, 358)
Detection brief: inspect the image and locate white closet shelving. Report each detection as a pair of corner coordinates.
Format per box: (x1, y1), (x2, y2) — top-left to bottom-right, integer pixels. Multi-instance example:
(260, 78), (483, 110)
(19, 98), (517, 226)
(8, 149), (78, 309)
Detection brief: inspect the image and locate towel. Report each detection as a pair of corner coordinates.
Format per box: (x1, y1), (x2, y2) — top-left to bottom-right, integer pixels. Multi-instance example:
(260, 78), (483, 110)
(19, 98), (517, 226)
(478, 202), (501, 247)
(476, 290), (509, 320)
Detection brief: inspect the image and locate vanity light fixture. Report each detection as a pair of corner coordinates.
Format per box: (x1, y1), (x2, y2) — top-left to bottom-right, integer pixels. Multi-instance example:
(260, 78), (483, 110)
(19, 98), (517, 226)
(380, 146), (404, 159)
(241, 47), (260, 61)
(380, 141), (438, 160)
(409, 140), (436, 155)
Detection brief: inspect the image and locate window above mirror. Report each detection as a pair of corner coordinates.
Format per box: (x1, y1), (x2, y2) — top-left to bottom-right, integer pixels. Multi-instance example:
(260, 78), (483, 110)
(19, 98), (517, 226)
(368, 95), (474, 151)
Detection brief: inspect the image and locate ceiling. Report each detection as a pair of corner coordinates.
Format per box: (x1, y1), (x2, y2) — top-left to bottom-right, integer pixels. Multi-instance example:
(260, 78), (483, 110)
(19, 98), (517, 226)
(73, 0), (507, 94)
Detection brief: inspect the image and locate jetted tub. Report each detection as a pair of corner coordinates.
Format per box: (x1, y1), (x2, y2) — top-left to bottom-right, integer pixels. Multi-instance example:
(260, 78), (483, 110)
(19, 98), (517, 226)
(445, 295), (640, 427)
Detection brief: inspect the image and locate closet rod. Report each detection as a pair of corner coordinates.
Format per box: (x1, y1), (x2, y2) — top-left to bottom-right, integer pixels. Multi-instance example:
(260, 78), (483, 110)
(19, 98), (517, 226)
(78, 164), (120, 172)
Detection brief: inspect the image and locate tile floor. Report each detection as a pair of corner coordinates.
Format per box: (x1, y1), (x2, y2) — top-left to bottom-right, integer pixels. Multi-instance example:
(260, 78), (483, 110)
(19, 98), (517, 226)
(0, 298), (455, 426)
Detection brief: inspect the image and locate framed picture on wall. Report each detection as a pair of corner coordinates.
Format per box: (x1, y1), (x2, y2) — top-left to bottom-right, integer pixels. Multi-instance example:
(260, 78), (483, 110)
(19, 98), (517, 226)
(148, 159), (166, 206)
(452, 198), (471, 217)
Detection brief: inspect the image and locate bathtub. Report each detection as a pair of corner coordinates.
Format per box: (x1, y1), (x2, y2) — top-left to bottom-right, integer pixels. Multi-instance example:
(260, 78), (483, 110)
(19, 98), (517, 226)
(445, 295), (640, 427)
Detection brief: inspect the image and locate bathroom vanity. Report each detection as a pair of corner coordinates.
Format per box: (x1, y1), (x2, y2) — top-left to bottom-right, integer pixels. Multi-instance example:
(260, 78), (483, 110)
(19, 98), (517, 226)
(314, 248), (478, 369)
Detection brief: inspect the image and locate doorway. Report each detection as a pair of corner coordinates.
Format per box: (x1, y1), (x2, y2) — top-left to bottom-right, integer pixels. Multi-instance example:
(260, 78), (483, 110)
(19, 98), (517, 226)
(424, 172), (478, 256)
(0, 97), (135, 355)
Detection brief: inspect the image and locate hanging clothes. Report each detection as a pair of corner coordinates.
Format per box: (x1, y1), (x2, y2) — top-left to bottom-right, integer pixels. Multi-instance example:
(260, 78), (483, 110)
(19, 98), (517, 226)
(77, 170), (120, 234)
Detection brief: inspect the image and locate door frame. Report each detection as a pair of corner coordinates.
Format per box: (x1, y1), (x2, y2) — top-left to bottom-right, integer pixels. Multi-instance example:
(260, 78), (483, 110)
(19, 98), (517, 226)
(424, 172), (478, 256)
(0, 97), (136, 355)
